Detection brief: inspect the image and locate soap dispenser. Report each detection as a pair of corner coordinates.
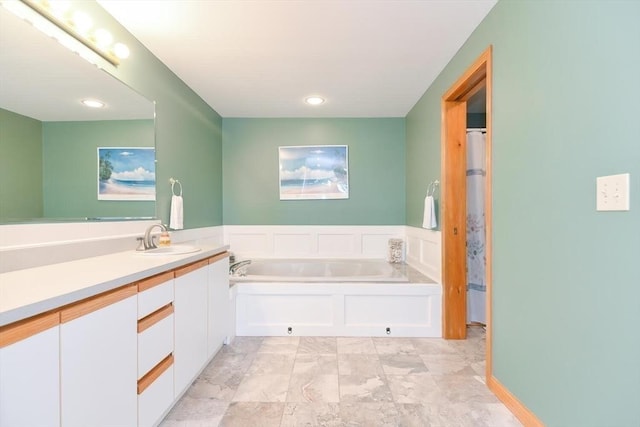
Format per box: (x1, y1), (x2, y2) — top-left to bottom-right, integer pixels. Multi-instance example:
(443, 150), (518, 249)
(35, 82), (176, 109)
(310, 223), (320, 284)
(158, 231), (171, 247)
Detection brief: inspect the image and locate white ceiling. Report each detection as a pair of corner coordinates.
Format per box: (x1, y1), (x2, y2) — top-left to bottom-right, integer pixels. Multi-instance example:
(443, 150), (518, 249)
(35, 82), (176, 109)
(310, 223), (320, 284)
(98, 0), (497, 118)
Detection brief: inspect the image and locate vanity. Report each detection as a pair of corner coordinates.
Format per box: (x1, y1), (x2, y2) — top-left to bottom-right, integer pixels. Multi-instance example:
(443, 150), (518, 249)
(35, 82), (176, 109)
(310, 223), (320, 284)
(0, 5), (233, 425)
(0, 244), (231, 427)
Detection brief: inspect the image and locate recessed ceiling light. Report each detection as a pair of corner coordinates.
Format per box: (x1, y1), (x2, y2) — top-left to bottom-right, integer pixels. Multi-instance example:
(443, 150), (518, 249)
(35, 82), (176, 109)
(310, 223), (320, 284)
(305, 96), (325, 105)
(81, 99), (105, 108)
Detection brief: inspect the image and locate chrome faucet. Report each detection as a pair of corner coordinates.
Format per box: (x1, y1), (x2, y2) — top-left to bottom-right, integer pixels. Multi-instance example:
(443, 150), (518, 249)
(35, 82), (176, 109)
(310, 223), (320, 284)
(143, 223), (168, 250)
(229, 260), (251, 275)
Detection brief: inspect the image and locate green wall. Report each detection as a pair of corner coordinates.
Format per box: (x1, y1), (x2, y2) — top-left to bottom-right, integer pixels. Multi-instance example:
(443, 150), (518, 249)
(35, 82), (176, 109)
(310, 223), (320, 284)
(406, 1), (640, 425)
(86, 1), (223, 228)
(0, 108), (43, 220)
(223, 118), (405, 225)
(42, 120), (155, 218)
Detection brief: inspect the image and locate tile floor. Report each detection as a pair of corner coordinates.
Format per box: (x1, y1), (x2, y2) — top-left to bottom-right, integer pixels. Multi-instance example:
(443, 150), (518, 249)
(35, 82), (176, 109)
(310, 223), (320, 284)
(160, 327), (522, 426)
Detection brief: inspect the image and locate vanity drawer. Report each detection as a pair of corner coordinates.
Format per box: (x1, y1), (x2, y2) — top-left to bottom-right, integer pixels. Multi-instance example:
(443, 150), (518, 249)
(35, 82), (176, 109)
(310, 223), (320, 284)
(138, 272), (174, 319)
(138, 358), (174, 427)
(138, 310), (174, 379)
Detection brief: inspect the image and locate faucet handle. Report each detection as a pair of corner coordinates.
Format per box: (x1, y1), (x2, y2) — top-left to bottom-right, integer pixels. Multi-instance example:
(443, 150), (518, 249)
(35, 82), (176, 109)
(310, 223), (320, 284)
(135, 237), (145, 251)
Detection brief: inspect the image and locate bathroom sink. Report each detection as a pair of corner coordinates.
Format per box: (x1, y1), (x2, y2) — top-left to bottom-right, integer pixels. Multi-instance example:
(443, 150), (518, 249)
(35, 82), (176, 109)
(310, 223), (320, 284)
(139, 245), (201, 256)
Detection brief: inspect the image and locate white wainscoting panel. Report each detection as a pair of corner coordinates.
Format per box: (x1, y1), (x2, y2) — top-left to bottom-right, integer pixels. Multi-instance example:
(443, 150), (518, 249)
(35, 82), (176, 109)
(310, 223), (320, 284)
(405, 227), (442, 283)
(236, 282), (441, 337)
(272, 233), (314, 255)
(225, 226), (405, 259)
(170, 226), (224, 247)
(317, 234), (354, 255)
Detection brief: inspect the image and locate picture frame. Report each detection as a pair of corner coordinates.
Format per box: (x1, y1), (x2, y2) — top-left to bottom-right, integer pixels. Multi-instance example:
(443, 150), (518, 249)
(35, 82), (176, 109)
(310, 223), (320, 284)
(97, 147), (156, 201)
(279, 145), (349, 200)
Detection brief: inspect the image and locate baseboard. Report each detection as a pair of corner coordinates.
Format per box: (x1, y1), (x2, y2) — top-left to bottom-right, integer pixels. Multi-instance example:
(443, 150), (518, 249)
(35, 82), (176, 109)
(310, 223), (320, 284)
(487, 375), (544, 427)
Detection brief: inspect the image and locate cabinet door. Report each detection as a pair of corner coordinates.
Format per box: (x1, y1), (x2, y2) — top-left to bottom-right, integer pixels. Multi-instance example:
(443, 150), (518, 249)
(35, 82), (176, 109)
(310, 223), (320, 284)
(0, 313), (60, 427)
(174, 260), (209, 396)
(60, 286), (137, 427)
(207, 253), (229, 357)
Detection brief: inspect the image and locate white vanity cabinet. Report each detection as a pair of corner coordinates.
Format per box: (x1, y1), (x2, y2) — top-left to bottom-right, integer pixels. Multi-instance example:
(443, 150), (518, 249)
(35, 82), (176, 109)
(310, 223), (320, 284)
(0, 312), (60, 427)
(136, 271), (175, 427)
(0, 246), (231, 427)
(207, 252), (230, 357)
(60, 284), (138, 427)
(173, 259), (209, 397)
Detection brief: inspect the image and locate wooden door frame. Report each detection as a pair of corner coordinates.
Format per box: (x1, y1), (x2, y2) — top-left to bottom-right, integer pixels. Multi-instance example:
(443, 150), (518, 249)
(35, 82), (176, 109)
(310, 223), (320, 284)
(441, 46), (493, 376)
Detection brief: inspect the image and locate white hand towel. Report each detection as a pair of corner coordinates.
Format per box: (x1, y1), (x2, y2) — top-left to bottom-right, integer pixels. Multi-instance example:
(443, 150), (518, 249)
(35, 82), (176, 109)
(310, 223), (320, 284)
(170, 195), (183, 230)
(422, 195), (437, 229)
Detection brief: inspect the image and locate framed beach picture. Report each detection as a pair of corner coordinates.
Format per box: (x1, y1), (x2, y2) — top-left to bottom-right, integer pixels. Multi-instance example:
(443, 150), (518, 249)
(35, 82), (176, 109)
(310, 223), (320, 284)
(279, 145), (349, 200)
(97, 147), (156, 201)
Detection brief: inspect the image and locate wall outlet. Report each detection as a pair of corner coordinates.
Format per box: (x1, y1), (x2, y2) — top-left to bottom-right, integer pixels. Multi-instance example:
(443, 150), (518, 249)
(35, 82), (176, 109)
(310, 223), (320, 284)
(596, 173), (630, 211)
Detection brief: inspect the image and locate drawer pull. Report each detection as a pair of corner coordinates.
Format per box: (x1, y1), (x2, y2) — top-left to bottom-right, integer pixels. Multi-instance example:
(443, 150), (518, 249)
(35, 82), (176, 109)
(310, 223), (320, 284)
(0, 311), (60, 348)
(138, 354), (173, 394)
(61, 284), (136, 323)
(138, 271), (174, 293)
(137, 304), (173, 333)
(174, 259), (209, 278)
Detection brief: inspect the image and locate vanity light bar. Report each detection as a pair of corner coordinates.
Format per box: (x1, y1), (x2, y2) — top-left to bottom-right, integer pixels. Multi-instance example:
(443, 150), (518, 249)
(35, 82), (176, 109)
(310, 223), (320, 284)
(3, 0), (127, 67)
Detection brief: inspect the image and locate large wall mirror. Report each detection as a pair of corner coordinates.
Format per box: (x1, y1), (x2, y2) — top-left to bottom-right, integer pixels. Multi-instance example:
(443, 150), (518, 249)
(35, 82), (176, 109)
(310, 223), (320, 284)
(0, 6), (156, 224)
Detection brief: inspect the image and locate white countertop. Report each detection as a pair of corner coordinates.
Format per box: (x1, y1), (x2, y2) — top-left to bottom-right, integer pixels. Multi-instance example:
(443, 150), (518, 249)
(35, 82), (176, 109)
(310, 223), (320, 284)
(0, 243), (229, 327)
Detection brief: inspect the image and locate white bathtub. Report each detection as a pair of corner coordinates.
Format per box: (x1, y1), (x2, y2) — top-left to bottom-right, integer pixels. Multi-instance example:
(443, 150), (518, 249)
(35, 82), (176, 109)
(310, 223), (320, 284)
(231, 258), (408, 282)
(232, 258), (442, 337)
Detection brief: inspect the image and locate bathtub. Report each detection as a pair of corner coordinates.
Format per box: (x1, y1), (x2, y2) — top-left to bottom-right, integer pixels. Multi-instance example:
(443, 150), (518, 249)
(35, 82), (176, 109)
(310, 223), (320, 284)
(232, 258), (442, 338)
(231, 258), (409, 282)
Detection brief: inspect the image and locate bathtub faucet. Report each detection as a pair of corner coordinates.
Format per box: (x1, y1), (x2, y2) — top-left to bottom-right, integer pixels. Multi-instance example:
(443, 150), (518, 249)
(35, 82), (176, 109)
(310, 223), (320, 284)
(229, 260), (251, 276)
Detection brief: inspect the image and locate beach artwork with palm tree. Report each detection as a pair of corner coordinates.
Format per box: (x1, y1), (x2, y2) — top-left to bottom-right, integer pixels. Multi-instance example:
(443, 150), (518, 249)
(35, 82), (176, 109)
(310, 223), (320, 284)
(98, 147), (156, 200)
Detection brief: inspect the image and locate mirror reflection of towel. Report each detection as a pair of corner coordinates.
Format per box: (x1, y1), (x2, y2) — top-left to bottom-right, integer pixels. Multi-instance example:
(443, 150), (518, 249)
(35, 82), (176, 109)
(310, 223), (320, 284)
(170, 195), (183, 229)
(422, 195), (437, 229)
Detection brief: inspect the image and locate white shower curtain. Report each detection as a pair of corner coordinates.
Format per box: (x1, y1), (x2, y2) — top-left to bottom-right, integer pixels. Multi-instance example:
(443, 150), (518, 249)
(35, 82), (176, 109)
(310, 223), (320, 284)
(466, 130), (486, 324)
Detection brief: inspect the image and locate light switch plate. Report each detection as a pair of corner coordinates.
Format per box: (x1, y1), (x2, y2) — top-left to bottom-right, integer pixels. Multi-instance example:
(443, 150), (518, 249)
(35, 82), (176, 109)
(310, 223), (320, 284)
(596, 173), (630, 211)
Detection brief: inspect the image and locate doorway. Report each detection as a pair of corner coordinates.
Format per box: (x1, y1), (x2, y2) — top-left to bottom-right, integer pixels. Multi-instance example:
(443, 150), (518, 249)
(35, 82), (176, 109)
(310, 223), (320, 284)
(440, 46), (492, 376)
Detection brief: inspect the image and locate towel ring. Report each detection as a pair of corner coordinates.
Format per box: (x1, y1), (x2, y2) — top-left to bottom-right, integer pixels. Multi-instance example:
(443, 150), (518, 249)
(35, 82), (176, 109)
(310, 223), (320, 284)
(170, 178), (182, 197)
(427, 180), (440, 197)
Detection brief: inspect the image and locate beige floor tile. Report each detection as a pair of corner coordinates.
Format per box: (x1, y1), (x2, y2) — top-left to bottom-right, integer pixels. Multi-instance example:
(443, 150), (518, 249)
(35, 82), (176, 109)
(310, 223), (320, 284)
(159, 396), (228, 426)
(432, 374), (500, 404)
(298, 336), (337, 354)
(247, 353), (296, 375)
(373, 337), (417, 355)
(258, 336), (300, 354)
(336, 336), (376, 354)
(379, 354), (429, 376)
(337, 353), (384, 376)
(411, 337), (458, 355)
(160, 329), (523, 426)
(293, 353), (338, 375)
(218, 402), (284, 427)
(287, 374), (340, 403)
(420, 353), (476, 376)
(386, 374), (443, 404)
(232, 374), (290, 402)
(339, 374), (393, 403)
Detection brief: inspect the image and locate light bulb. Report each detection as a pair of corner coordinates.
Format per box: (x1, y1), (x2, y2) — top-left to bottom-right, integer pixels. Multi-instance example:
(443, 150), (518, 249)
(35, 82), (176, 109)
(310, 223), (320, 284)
(81, 99), (105, 108)
(49, 1), (71, 19)
(94, 28), (113, 49)
(113, 43), (130, 59)
(72, 11), (92, 35)
(305, 96), (325, 105)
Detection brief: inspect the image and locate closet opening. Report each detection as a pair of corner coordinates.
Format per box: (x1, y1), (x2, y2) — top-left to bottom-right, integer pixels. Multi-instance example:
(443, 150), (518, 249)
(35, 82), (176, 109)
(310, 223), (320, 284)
(440, 46), (492, 382)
